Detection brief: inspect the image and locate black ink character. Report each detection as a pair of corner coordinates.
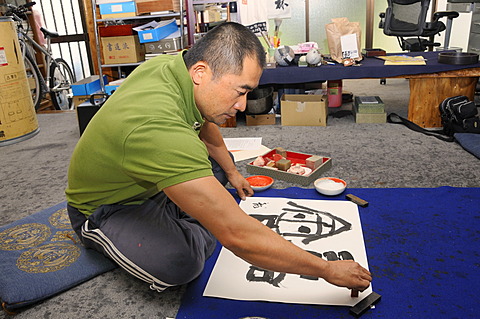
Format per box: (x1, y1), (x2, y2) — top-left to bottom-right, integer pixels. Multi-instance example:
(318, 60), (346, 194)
(247, 250), (355, 287)
(275, 0), (289, 10)
(251, 200), (352, 245)
(252, 202), (268, 209)
(245, 200), (354, 287)
(246, 266), (286, 287)
(300, 250), (354, 281)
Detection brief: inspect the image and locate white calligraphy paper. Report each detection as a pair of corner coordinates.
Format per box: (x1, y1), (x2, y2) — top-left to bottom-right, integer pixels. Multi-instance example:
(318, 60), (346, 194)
(203, 197), (372, 306)
(267, 0), (292, 19)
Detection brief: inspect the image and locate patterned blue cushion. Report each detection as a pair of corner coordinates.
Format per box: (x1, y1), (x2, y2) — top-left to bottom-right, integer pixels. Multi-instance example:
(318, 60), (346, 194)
(0, 202), (117, 312)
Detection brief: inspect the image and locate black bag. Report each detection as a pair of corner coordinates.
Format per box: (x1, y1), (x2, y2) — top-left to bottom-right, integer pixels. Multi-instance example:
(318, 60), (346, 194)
(439, 95), (480, 136)
(388, 96), (480, 142)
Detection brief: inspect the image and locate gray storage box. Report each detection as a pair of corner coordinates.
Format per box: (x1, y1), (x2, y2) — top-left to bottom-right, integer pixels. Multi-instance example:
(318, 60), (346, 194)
(144, 34), (187, 53)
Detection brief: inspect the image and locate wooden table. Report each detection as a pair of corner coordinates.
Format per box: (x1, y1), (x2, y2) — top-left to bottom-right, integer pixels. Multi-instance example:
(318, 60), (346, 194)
(260, 52), (480, 128)
(402, 67), (480, 127)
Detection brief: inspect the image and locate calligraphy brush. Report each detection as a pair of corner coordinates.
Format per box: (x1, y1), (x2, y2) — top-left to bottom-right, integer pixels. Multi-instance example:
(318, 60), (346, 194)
(274, 18), (282, 38)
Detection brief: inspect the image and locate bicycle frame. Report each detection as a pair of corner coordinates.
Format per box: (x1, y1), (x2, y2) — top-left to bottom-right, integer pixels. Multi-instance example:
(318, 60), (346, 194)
(17, 28), (69, 94)
(3, 1), (75, 110)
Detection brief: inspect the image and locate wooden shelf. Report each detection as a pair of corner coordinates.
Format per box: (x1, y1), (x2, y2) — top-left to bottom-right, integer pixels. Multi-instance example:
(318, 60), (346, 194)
(96, 12), (180, 22)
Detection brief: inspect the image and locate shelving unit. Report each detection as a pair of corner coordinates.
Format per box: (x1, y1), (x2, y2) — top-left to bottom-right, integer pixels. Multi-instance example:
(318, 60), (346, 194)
(467, 3), (480, 53)
(90, 0), (186, 92)
(185, 0), (230, 45)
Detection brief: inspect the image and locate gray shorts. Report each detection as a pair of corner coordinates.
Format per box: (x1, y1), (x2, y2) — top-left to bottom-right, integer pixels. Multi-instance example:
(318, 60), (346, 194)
(67, 155), (231, 292)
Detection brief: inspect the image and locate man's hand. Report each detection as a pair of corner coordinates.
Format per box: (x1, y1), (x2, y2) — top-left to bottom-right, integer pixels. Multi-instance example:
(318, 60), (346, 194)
(226, 170), (254, 200)
(323, 260), (372, 291)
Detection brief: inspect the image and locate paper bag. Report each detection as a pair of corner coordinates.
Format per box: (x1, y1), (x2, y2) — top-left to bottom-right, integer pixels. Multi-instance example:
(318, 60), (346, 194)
(325, 17), (362, 63)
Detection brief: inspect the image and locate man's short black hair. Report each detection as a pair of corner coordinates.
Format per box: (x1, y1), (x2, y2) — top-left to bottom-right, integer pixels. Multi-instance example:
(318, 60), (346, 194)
(184, 22), (266, 79)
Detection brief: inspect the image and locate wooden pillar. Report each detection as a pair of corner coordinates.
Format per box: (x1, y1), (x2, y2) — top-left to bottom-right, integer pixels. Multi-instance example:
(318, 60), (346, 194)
(82, 0), (99, 75)
(408, 76), (478, 128)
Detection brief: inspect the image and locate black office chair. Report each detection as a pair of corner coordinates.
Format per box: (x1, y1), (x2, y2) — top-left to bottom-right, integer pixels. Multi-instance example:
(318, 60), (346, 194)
(379, 0), (459, 52)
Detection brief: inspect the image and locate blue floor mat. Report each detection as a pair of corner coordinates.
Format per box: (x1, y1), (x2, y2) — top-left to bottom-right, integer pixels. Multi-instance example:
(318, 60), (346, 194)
(177, 187), (480, 319)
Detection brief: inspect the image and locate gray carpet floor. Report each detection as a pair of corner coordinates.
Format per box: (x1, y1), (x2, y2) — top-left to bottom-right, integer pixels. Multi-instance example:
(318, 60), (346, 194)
(1, 79), (478, 318)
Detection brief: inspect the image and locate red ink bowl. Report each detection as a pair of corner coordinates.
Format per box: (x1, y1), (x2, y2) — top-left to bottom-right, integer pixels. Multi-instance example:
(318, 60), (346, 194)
(314, 177), (347, 196)
(246, 175), (274, 191)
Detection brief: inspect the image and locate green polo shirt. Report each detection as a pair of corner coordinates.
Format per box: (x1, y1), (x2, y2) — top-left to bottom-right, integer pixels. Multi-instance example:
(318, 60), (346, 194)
(65, 53), (212, 216)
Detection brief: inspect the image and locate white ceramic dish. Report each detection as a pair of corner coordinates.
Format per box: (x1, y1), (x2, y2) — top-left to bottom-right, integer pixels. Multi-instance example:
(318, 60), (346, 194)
(246, 175), (274, 191)
(314, 177), (347, 196)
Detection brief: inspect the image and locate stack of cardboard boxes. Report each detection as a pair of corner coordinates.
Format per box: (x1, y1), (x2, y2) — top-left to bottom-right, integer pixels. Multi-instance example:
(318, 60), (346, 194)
(352, 96), (387, 123)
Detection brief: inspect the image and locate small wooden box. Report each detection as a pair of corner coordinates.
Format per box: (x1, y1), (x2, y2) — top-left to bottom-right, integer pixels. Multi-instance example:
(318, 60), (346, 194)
(136, 0), (181, 15)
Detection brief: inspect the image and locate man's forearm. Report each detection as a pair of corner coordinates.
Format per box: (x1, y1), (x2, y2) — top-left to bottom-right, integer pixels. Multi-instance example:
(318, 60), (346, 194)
(199, 121), (237, 174)
(165, 176), (371, 290)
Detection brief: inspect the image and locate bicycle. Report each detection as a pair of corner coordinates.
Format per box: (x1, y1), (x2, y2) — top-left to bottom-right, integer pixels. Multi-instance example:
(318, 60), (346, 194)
(2, 1), (76, 110)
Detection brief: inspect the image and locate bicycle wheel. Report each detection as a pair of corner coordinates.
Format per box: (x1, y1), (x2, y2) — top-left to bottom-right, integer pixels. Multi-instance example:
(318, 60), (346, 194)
(49, 58), (76, 110)
(23, 50), (45, 110)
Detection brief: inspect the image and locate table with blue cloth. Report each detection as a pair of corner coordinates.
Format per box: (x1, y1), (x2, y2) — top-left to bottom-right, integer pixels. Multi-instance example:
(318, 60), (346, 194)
(260, 51), (480, 128)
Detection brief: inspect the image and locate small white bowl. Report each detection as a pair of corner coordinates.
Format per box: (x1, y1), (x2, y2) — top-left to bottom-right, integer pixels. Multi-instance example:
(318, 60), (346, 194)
(246, 175), (274, 191)
(314, 177), (347, 196)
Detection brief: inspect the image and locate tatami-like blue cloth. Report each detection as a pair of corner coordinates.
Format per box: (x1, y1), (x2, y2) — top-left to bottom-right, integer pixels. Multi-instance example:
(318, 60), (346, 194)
(177, 187), (480, 318)
(0, 202), (117, 312)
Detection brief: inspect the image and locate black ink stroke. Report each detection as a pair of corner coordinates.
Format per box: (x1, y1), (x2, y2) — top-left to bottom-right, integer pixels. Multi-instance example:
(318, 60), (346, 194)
(251, 200), (352, 245)
(246, 250), (356, 287)
(246, 266), (286, 287)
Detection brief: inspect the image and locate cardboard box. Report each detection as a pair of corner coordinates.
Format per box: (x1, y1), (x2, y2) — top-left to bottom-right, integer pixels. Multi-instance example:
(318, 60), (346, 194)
(354, 96), (385, 113)
(353, 105), (387, 123)
(99, 1), (135, 15)
(73, 95), (92, 108)
(135, 0), (180, 14)
(281, 94), (328, 126)
(101, 12), (136, 19)
(101, 35), (145, 64)
(71, 75), (108, 96)
(135, 19), (178, 43)
(96, 0), (131, 4)
(73, 91), (104, 109)
(196, 6), (222, 23)
(246, 149), (332, 186)
(246, 113), (276, 126)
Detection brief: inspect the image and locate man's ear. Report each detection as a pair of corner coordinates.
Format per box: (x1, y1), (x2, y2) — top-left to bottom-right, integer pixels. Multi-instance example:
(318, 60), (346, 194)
(190, 61), (210, 85)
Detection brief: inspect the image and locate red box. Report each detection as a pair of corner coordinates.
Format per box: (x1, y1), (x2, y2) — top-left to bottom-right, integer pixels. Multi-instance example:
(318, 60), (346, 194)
(99, 24), (134, 37)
